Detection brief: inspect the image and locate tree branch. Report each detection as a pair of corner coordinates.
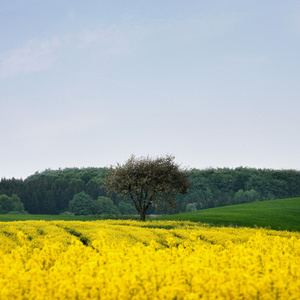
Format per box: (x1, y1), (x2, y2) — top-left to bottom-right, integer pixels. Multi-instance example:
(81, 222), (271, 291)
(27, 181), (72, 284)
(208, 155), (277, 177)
(129, 184), (140, 212)
(145, 194), (154, 211)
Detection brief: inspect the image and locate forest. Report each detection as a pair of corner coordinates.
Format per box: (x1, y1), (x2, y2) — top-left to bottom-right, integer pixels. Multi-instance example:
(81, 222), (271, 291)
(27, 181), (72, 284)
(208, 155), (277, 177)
(0, 167), (300, 215)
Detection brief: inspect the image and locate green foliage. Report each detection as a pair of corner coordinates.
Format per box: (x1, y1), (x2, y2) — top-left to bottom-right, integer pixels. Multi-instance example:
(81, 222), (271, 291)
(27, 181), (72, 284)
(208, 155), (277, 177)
(104, 155), (190, 220)
(185, 203), (197, 212)
(59, 211), (75, 216)
(1, 166), (300, 215)
(0, 167), (108, 214)
(233, 189), (260, 204)
(118, 201), (136, 215)
(0, 195), (15, 213)
(176, 167), (300, 212)
(94, 196), (120, 215)
(0, 194), (24, 214)
(11, 194), (24, 212)
(6, 211), (25, 215)
(68, 192), (95, 215)
(0, 214), (141, 222)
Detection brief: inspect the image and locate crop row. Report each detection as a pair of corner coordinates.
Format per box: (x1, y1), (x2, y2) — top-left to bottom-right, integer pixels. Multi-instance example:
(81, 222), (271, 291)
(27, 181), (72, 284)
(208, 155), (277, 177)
(0, 220), (299, 299)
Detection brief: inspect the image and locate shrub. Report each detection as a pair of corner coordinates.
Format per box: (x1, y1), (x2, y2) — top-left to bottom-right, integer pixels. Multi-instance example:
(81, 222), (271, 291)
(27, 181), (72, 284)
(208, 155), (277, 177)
(0, 194), (24, 214)
(186, 203), (197, 212)
(68, 192), (95, 215)
(118, 201), (136, 215)
(59, 211), (75, 216)
(94, 196), (120, 215)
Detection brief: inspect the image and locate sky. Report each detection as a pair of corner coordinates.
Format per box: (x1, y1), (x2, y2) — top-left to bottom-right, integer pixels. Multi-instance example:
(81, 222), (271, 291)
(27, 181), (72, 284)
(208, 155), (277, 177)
(1, 0), (300, 179)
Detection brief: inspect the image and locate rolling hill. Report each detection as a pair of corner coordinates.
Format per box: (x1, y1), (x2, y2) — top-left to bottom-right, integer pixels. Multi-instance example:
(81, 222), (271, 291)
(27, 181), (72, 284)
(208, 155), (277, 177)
(157, 197), (300, 231)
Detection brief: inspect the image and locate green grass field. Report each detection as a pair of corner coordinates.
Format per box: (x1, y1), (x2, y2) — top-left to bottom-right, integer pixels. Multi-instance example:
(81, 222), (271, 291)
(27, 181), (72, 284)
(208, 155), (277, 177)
(156, 197), (300, 231)
(0, 214), (139, 222)
(0, 198), (299, 231)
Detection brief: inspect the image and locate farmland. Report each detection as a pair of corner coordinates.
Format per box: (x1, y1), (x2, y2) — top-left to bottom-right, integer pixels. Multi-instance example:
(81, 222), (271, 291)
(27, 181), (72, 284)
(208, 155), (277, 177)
(158, 197), (300, 231)
(1, 197), (299, 231)
(0, 220), (299, 299)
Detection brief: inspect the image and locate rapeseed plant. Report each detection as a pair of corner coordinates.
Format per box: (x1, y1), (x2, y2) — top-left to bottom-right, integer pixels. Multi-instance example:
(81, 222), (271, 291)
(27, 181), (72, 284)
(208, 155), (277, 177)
(0, 220), (298, 299)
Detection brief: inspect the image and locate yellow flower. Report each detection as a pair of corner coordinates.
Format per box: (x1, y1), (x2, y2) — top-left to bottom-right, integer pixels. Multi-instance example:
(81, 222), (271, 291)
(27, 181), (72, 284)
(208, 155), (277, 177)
(0, 220), (298, 299)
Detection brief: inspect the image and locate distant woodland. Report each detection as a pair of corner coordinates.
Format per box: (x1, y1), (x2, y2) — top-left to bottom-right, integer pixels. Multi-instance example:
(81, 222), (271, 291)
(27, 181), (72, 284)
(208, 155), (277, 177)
(0, 167), (300, 215)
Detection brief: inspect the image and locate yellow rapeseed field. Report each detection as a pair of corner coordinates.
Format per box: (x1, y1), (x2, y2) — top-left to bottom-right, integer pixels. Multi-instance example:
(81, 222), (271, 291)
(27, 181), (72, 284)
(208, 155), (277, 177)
(0, 220), (299, 299)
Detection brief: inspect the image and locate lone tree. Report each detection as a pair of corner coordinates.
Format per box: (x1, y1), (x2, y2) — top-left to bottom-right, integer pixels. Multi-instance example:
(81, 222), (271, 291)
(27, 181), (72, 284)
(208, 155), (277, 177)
(104, 155), (190, 221)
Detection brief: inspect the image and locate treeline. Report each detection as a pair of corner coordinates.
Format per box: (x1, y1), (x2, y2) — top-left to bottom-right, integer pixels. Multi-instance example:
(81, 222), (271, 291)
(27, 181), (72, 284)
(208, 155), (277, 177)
(177, 167), (300, 212)
(0, 168), (111, 214)
(0, 167), (300, 214)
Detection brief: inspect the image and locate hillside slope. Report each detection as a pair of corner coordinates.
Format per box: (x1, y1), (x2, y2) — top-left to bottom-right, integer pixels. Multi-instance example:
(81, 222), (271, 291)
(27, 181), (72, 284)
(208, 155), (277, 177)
(157, 197), (300, 231)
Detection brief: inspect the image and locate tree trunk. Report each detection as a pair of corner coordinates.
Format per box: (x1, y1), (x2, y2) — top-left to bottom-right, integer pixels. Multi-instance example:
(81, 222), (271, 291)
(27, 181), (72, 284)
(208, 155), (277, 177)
(140, 211), (146, 221)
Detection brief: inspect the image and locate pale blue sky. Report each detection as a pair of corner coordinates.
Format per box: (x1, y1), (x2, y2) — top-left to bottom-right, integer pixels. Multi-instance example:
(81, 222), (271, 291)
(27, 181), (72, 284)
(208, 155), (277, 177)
(1, 0), (300, 179)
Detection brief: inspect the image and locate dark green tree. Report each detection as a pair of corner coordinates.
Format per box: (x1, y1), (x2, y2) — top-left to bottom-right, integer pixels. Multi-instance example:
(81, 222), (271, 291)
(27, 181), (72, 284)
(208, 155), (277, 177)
(1, 166), (300, 214)
(118, 201), (136, 215)
(185, 202), (197, 212)
(68, 192), (95, 215)
(0, 195), (15, 213)
(11, 194), (24, 212)
(0, 194), (24, 214)
(94, 196), (120, 214)
(104, 155), (190, 221)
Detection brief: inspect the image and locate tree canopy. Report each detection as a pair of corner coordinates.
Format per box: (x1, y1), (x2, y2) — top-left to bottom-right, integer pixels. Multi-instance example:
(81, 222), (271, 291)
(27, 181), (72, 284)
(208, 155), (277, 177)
(0, 194), (24, 214)
(94, 196), (120, 215)
(104, 155), (190, 220)
(1, 166), (300, 215)
(68, 192), (95, 215)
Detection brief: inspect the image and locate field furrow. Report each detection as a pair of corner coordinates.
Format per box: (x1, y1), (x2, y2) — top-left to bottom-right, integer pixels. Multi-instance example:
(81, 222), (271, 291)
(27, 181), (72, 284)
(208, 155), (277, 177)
(0, 220), (299, 299)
